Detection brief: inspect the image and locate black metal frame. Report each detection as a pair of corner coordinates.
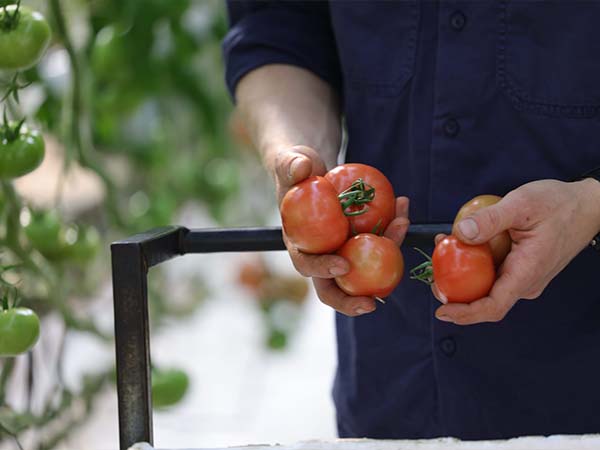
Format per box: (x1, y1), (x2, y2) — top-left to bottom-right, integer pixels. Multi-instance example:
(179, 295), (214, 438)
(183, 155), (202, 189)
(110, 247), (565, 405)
(111, 225), (450, 450)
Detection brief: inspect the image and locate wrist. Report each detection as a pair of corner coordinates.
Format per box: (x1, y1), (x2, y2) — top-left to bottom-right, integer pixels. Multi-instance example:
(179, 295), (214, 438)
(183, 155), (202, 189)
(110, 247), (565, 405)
(579, 177), (600, 228)
(574, 178), (600, 249)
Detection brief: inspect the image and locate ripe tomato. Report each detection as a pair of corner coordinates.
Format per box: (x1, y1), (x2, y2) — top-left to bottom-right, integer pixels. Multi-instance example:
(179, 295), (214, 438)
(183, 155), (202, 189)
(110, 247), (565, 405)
(237, 258), (268, 293)
(432, 235), (495, 303)
(335, 234), (404, 297)
(325, 163), (395, 235)
(0, 307), (40, 356)
(280, 176), (349, 254)
(453, 194), (511, 267)
(152, 367), (189, 409)
(0, 5), (51, 70)
(0, 124), (45, 179)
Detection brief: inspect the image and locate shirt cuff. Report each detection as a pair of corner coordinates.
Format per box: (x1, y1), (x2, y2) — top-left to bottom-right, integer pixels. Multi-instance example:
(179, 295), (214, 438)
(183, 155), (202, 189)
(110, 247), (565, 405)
(222, 6), (342, 102)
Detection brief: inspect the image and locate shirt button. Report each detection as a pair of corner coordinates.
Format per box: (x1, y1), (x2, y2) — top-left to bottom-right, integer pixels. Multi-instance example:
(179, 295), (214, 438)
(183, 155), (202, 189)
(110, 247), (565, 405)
(450, 11), (467, 31)
(440, 337), (456, 356)
(443, 118), (460, 137)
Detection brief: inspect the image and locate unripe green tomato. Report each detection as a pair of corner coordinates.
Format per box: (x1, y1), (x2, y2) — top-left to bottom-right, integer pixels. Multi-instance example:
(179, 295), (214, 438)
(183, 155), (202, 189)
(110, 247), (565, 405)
(0, 307), (40, 356)
(152, 368), (189, 409)
(0, 6), (52, 70)
(0, 126), (45, 179)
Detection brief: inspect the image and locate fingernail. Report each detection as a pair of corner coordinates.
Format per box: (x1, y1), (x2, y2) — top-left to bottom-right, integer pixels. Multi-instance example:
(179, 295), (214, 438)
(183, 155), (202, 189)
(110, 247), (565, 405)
(288, 157), (302, 180)
(354, 306), (374, 316)
(438, 291), (448, 304)
(436, 314), (453, 323)
(458, 218), (479, 240)
(329, 266), (347, 276)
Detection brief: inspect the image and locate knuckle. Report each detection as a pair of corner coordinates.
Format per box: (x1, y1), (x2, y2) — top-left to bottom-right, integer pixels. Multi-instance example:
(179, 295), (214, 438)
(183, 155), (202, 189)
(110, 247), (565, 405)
(483, 207), (503, 232)
(523, 289), (543, 300)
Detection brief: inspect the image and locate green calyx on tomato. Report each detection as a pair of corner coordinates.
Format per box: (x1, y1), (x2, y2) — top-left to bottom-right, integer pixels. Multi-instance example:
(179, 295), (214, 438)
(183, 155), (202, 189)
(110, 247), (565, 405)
(338, 178), (375, 217)
(152, 367), (189, 409)
(0, 305), (40, 357)
(325, 163), (396, 236)
(0, 118), (45, 179)
(0, 4), (51, 71)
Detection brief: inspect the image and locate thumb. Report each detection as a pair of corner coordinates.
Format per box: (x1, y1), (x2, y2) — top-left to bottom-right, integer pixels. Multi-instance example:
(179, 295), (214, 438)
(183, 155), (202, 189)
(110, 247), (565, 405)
(274, 146), (326, 190)
(455, 201), (516, 244)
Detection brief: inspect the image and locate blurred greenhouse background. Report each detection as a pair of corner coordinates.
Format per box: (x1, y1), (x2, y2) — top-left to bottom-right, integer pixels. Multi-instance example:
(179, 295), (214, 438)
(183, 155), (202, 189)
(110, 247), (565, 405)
(0, 1), (337, 449)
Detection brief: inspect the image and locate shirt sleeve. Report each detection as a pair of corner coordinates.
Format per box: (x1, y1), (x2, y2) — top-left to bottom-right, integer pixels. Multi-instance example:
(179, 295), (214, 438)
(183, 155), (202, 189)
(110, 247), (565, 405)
(222, 1), (342, 101)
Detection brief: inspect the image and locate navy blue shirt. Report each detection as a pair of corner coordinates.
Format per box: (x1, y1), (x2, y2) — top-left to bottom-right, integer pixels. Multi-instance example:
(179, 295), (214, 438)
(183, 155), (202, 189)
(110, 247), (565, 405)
(223, 1), (600, 440)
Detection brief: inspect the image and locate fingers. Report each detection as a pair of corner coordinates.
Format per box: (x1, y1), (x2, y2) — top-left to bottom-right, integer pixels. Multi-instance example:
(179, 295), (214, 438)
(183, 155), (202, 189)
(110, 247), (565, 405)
(283, 233), (349, 278)
(313, 278), (377, 317)
(454, 200), (517, 245)
(383, 197), (410, 244)
(434, 233), (447, 245)
(395, 196), (410, 219)
(383, 217), (410, 245)
(274, 145), (327, 201)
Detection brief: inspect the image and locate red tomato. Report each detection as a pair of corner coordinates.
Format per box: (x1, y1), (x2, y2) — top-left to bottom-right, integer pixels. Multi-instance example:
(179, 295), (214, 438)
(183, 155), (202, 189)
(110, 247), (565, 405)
(325, 163), (395, 235)
(335, 234), (404, 297)
(453, 194), (511, 267)
(280, 176), (349, 254)
(432, 235), (495, 303)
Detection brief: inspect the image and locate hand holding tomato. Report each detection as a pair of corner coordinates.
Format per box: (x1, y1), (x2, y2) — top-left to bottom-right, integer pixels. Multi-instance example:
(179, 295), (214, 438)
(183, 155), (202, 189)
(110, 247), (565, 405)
(275, 146), (409, 316)
(435, 179), (600, 325)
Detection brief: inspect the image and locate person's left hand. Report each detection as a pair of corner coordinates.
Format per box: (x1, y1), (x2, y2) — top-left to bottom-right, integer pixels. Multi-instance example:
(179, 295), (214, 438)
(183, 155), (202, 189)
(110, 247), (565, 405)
(432, 178), (600, 325)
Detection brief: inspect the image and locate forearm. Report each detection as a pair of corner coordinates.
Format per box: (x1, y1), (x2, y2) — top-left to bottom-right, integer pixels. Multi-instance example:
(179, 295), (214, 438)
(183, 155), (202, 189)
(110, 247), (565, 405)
(235, 64), (342, 172)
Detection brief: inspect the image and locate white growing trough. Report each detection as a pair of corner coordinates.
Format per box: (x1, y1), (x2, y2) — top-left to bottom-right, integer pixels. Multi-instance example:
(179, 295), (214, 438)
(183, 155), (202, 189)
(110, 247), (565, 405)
(129, 435), (600, 450)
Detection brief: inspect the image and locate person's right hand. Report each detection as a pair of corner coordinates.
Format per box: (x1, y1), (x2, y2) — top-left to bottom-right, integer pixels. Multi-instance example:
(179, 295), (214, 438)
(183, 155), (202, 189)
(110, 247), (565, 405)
(275, 145), (410, 317)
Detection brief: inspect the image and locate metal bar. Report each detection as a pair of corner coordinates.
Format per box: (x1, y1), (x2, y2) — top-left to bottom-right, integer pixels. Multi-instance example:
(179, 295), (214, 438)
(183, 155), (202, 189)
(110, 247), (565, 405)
(112, 227), (184, 450)
(181, 227), (285, 253)
(111, 224), (451, 450)
(180, 224), (452, 254)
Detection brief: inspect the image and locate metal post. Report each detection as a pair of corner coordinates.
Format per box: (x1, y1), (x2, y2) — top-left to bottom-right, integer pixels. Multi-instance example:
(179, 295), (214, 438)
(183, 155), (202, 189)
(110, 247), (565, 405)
(111, 224), (451, 450)
(112, 227), (186, 450)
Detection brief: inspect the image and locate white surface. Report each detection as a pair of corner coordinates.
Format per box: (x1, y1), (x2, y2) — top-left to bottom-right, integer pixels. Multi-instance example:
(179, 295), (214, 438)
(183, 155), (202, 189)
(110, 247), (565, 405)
(130, 435), (600, 450)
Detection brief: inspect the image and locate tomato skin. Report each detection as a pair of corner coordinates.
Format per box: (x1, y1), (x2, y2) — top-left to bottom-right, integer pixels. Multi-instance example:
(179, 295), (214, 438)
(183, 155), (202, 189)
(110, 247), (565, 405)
(432, 236), (495, 303)
(66, 225), (101, 262)
(0, 6), (51, 70)
(24, 210), (66, 260)
(453, 194), (511, 267)
(0, 307), (40, 356)
(152, 368), (189, 409)
(0, 126), (45, 179)
(281, 176), (349, 254)
(325, 163), (395, 235)
(335, 234), (404, 297)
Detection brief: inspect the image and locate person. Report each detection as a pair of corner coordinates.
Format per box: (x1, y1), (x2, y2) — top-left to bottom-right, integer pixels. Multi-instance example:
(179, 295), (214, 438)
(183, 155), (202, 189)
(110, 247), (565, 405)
(222, 1), (600, 440)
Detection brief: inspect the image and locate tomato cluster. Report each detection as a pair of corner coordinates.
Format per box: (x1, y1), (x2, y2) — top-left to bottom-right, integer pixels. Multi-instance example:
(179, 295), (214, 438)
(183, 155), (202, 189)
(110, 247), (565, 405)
(411, 195), (512, 303)
(0, 2), (51, 358)
(24, 209), (100, 263)
(281, 163), (404, 298)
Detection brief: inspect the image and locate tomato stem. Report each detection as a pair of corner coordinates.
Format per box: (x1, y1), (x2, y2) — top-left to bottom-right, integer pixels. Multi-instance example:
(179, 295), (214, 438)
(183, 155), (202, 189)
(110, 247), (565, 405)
(338, 178), (376, 217)
(409, 247), (434, 285)
(0, 73), (32, 104)
(0, 0), (21, 31)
